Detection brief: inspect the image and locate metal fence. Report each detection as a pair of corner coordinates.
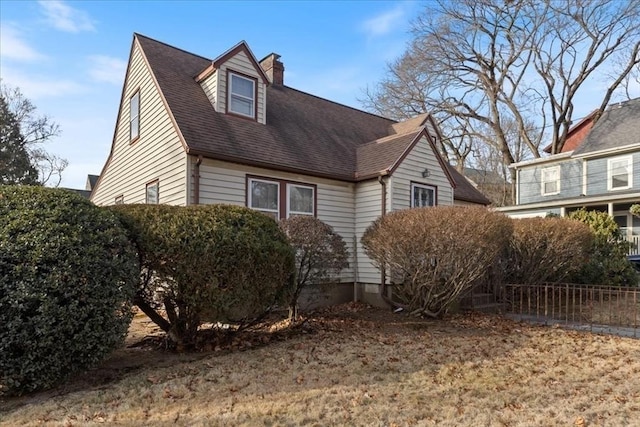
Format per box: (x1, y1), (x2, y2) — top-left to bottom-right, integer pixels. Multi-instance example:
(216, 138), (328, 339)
(503, 283), (640, 338)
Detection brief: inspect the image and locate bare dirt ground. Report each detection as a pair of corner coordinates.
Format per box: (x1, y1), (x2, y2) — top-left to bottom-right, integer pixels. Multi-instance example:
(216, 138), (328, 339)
(1, 303), (640, 426)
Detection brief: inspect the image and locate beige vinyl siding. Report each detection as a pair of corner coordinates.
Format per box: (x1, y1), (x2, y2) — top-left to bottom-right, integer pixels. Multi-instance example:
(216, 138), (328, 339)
(199, 70), (218, 111)
(216, 50), (266, 124)
(194, 159), (356, 282)
(354, 179), (384, 284)
(390, 135), (454, 210)
(91, 40), (187, 206)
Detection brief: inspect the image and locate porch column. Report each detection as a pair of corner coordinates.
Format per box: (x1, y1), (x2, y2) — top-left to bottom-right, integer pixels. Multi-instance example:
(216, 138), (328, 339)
(560, 207), (566, 217)
(607, 202), (614, 217)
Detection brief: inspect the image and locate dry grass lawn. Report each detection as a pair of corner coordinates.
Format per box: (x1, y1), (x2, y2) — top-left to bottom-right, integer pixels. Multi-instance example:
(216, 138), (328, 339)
(1, 303), (639, 426)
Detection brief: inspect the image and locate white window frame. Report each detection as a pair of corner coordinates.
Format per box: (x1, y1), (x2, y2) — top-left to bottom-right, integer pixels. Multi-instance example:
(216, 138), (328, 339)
(541, 166), (560, 196)
(145, 181), (159, 204)
(228, 72), (255, 118)
(248, 178), (279, 218)
(130, 90), (140, 142)
(286, 183), (315, 217)
(608, 156), (633, 191)
(411, 183), (436, 208)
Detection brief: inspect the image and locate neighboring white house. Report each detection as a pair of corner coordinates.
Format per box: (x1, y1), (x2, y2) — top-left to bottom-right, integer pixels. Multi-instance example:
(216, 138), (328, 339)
(498, 98), (640, 253)
(91, 33), (490, 306)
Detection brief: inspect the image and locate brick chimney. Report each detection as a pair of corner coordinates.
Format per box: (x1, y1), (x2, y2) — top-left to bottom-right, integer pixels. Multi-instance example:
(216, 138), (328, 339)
(260, 53), (284, 85)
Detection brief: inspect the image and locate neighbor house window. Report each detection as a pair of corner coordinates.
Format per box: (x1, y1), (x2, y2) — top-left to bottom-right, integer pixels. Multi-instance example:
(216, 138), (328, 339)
(115, 195), (124, 205)
(411, 183), (436, 208)
(249, 178), (279, 219)
(287, 184), (314, 216)
(247, 176), (316, 219)
(228, 72), (255, 118)
(541, 166), (560, 195)
(146, 180), (159, 204)
(130, 90), (140, 142)
(608, 156), (632, 190)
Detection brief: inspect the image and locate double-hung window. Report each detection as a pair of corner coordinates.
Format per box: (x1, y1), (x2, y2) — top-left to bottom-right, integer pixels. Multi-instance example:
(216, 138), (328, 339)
(130, 90), (140, 142)
(248, 178), (280, 219)
(411, 183), (436, 208)
(228, 72), (255, 118)
(248, 176), (315, 219)
(608, 156), (633, 190)
(541, 166), (560, 195)
(146, 180), (159, 204)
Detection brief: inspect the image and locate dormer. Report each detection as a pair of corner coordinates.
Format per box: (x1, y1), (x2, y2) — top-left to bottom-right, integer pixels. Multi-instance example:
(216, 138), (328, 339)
(195, 41), (270, 124)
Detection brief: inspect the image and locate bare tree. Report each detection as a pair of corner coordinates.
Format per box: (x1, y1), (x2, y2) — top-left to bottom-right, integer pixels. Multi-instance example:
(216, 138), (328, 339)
(362, 0), (640, 190)
(1, 81), (67, 186)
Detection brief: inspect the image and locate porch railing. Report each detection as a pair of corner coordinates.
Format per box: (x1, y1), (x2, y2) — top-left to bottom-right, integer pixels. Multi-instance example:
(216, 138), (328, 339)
(503, 283), (639, 338)
(628, 236), (640, 255)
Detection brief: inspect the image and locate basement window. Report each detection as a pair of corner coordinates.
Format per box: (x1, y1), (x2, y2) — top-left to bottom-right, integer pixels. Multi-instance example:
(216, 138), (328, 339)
(146, 180), (159, 204)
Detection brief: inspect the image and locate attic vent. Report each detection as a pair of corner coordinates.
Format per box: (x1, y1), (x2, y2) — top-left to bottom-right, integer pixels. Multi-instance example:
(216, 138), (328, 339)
(260, 53), (284, 85)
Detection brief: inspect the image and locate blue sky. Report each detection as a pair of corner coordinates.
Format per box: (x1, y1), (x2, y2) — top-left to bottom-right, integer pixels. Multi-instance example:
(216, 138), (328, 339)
(0, 0), (420, 189)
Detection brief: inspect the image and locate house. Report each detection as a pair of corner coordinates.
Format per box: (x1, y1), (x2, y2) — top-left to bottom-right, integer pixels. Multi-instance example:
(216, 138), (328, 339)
(498, 97), (640, 253)
(90, 33), (489, 306)
(462, 167), (511, 206)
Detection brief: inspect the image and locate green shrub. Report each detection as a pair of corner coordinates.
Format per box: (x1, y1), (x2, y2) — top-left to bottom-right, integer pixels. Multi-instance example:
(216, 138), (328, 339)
(0, 186), (138, 396)
(505, 217), (593, 285)
(110, 204), (296, 348)
(567, 209), (636, 286)
(362, 206), (512, 318)
(279, 216), (349, 318)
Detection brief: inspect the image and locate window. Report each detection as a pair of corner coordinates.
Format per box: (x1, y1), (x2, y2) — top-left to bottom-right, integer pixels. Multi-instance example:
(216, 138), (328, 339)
(247, 176), (316, 219)
(287, 184), (314, 216)
(115, 195), (124, 205)
(411, 183), (436, 208)
(249, 178), (279, 219)
(541, 166), (560, 195)
(228, 72), (255, 118)
(130, 90), (140, 142)
(146, 180), (159, 204)
(608, 156), (632, 190)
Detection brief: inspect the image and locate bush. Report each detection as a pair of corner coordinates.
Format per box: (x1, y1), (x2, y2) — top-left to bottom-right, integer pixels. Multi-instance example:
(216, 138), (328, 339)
(0, 186), (138, 396)
(110, 204), (296, 348)
(279, 216), (349, 317)
(362, 206), (512, 318)
(567, 209), (636, 286)
(505, 217), (593, 285)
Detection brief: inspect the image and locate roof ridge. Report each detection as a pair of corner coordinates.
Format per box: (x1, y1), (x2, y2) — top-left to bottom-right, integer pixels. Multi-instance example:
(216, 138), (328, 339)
(134, 32), (212, 62)
(280, 85), (397, 124)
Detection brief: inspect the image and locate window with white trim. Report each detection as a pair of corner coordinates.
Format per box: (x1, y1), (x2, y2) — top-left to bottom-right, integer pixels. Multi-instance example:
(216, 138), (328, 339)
(287, 184), (314, 216)
(228, 72), (255, 118)
(247, 176), (316, 219)
(130, 90), (140, 141)
(146, 180), (159, 204)
(541, 166), (560, 195)
(249, 178), (279, 219)
(608, 156), (633, 190)
(115, 195), (124, 205)
(411, 183), (436, 207)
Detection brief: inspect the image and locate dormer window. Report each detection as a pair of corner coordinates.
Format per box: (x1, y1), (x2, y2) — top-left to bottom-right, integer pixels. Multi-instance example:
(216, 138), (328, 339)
(228, 72), (255, 118)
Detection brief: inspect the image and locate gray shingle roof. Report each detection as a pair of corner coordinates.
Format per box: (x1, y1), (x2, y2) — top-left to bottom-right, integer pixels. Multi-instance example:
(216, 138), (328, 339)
(573, 97), (640, 155)
(134, 34), (489, 204)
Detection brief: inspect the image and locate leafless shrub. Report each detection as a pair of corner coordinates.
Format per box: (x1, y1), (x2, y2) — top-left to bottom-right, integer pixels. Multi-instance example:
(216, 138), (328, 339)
(280, 216), (349, 318)
(362, 206), (512, 318)
(505, 217), (594, 285)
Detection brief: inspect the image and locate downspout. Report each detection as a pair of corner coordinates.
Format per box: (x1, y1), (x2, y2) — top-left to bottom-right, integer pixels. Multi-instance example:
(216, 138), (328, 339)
(378, 174), (395, 308)
(193, 155), (203, 205)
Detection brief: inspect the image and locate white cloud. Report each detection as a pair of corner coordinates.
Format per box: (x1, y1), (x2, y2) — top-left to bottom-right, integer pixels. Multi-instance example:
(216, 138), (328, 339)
(38, 0), (95, 33)
(87, 55), (127, 85)
(0, 24), (46, 62)
(361, 3), (408, 38)
(0, 65), (85, 99)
